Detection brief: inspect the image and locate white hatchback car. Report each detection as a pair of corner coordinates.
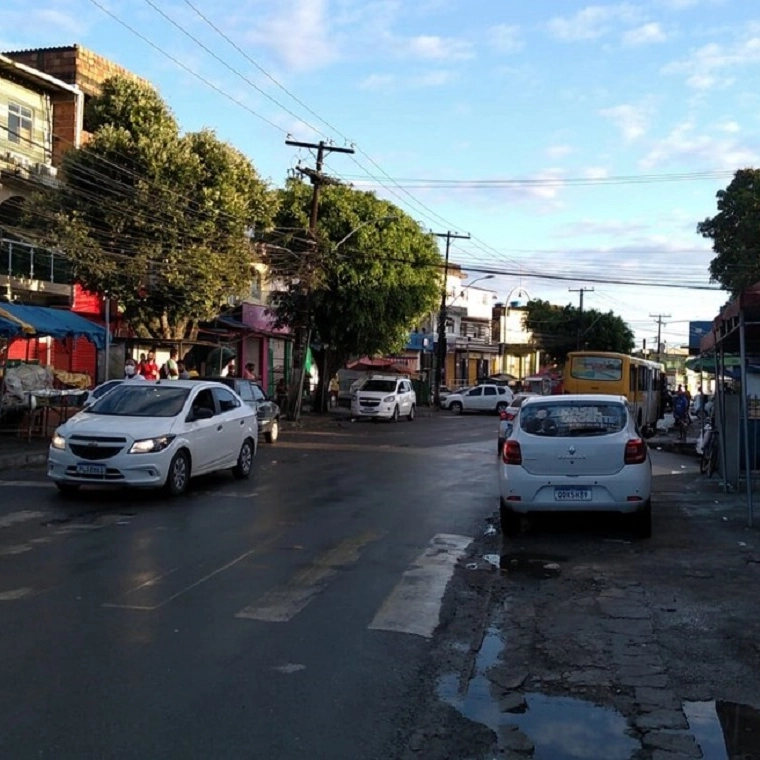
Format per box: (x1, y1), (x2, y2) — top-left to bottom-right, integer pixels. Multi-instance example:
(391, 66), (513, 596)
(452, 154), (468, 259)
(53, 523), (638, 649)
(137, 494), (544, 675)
(351, 376), (416, 422)
(499, 394), (652, 538)
(442, 383), (513, 415)
(48, 380), (258, 496)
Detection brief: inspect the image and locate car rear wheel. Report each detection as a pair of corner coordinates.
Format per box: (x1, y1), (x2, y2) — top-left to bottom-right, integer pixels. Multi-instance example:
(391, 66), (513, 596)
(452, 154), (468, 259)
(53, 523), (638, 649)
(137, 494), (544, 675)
(631, 500), (652, 539)
(56, 482), (80, 497)
(407, 404), (415, 421)
(264, 418), (279, 443)
(496, 401), (508, 413)
(450, 401), (463, 415)
(233, 438), (255, 479)
(165, 450), (190, 496)
(500, 499), (521, 537)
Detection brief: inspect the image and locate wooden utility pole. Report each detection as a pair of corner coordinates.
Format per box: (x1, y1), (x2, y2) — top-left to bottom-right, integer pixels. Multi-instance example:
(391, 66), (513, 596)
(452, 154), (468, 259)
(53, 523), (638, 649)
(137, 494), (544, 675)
(433, 231), (471, 407)
(570, 286), (594, 349)
(284, 140), (355, 421)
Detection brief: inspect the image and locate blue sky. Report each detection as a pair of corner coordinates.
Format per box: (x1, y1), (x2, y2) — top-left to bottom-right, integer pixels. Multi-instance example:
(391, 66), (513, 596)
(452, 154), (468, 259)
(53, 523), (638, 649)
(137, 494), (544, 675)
(3, 0), (759, 351)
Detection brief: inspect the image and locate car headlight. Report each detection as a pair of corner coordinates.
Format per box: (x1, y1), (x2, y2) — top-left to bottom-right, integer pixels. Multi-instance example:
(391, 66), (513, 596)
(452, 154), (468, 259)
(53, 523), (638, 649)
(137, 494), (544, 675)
(51, 432), (66, 450)
(382, 395), (396, 403)
(129, 435), (175, 454)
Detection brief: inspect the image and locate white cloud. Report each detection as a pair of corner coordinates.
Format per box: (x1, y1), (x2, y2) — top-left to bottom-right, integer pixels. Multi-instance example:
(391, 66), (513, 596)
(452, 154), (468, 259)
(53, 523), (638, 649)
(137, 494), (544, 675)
(245, 0), (338, 72)
(358, 69), (455, 91)
(547, 4), (642, 42)
(622, 22), (667, 47)
(546, 144), (573, 159)
(599, 102), (653, 142)
(359, 73), (396, 91)
(716, 120), (740, 134)
(663, 36), (760, 91)
(411, 69), (456, 87)
(488, 24), (524, 54)
(639, 121), (760, 169)
(401, 35), (474, 61)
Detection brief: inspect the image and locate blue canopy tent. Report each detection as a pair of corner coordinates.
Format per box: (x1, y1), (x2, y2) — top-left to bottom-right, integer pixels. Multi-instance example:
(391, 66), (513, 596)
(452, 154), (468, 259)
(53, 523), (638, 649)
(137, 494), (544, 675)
(0, 303), (106, 349)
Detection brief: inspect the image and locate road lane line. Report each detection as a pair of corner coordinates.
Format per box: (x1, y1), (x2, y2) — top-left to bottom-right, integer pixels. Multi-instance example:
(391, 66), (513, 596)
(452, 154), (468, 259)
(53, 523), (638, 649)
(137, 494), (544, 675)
(369, 533), (472, 638)
(0, 510), (51, 529)
(102, 531), (288, 612)
(236, 530), (383, 622)
(0, 587), (34, 600)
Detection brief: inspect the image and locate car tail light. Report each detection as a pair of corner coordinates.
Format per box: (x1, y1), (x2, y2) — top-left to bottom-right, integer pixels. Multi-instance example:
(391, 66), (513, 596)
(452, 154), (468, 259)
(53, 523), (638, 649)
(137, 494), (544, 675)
(624, 438), (647, 464)
(503, 440), (522, 465)
(499, 411), (508, 420)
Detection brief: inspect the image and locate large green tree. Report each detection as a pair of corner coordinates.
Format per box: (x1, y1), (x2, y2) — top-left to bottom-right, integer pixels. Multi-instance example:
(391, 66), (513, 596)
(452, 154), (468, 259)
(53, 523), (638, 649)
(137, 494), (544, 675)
(698, 168), (760, 297)
(523, 299), (635, 364)
(265, 179), (442, 400)
(26, 77), (277, 339)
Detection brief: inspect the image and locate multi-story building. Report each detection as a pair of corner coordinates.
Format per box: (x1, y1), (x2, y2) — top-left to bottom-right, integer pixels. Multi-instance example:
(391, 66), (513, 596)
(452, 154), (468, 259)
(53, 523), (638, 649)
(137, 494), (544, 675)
(492, 288), (542, 382)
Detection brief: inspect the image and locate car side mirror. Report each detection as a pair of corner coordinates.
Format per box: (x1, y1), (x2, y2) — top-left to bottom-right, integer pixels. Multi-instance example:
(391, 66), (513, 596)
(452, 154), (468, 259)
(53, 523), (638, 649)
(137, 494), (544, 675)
(189, 407), (214, 421)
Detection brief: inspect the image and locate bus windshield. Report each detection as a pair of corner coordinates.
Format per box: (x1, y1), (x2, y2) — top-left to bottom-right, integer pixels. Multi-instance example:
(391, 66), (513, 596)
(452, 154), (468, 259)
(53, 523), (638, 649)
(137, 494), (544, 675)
(570, 355), (623, 381)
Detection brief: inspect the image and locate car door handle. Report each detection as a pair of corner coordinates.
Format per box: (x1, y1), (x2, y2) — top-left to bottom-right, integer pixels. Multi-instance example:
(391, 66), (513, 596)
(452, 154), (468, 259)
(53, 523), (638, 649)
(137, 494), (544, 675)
(217, 425), (223, 431)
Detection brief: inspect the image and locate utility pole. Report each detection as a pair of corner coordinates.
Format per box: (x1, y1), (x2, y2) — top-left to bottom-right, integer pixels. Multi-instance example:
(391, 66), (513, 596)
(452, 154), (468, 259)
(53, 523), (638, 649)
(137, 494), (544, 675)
(569, 287), (594, 349)
(285, 139), (355, 421)
(433, 231), (471, 407)
(650, 313), (671, 363)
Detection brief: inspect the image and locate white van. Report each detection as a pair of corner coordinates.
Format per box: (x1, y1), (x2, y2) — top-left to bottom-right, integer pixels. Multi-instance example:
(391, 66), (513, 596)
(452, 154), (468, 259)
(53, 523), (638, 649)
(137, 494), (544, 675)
(350, 375), (416, 422)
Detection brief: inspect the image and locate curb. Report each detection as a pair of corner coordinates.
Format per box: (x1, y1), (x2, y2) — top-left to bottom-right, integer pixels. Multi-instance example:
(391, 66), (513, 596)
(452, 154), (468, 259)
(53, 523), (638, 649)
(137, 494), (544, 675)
(0, 451), (48, 472)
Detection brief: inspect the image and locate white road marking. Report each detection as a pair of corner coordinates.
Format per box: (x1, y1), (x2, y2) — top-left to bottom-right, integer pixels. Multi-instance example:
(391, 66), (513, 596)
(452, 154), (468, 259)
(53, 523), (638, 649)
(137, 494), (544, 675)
(0, 544), (33, 557)
(236, 530), (382, 623)
(103, 531), (288, 611)
(0, 510), (51, 529)
(0, 587), (34, 600)
(369, 533), (472, 638)
(273, 663), (306, 674)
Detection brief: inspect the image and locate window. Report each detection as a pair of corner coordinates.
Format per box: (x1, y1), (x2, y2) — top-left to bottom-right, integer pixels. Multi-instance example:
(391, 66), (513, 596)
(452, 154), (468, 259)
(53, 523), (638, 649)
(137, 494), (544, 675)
(193, 389), (216, 415)
(484, 387), (496, 396)
(87, 385), (190, 417)
(467, 387), (483, 397)
(8, 103), (33, 145)
(236, 382), (254, 402)
(213, 387), (240, 412)
(251, 383), (267, 402)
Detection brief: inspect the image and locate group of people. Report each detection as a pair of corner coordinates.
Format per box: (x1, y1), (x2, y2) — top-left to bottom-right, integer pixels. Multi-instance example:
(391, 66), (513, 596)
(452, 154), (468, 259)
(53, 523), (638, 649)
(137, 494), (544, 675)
(124, 348), (193, 381)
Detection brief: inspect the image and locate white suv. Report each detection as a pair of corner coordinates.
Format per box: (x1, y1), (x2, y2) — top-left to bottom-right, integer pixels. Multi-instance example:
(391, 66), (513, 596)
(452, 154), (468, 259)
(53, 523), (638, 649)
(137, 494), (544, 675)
(351, 376), (416, 422)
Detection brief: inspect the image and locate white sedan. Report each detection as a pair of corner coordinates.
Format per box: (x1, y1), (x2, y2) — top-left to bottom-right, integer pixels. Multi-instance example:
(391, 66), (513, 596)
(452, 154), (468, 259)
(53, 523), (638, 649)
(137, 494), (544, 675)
(48, 380), (258, 496)
(499, 394), (652, 538)
(442, 383), (514, 414)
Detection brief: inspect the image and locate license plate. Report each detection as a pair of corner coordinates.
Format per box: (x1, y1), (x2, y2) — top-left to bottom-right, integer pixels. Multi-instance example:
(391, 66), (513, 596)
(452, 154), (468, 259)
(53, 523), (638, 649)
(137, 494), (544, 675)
(76, 463), (106, 477)
(361, 408), (377, 413)
(555, 487), (591, 501)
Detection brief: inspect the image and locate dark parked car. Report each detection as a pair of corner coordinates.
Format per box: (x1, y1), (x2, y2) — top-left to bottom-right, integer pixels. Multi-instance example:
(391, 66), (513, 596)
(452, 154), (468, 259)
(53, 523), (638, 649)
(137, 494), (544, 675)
(201, 377), (281, 443)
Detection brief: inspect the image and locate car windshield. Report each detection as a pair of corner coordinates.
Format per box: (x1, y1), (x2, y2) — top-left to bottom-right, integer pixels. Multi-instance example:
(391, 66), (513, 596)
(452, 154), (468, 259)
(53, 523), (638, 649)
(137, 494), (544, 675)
(362, 380), (396, 393)
(86, 385), (190, 417)
(520, 401), (626, 437)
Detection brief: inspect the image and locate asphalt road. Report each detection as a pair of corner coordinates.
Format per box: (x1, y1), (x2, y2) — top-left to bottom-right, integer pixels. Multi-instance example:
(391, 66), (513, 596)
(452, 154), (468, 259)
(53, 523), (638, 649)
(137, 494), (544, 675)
(0, 412), (501, 760)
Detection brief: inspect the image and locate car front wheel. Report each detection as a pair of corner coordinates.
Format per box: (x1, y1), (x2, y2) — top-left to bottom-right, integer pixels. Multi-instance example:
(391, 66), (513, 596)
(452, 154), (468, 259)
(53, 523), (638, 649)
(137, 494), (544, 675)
(391, 405), (400, 422)
(265, 418), (279, 443)
(233, 438), (255, 479)
(450, 401), (463, 415)
(165, 450), (190, 496)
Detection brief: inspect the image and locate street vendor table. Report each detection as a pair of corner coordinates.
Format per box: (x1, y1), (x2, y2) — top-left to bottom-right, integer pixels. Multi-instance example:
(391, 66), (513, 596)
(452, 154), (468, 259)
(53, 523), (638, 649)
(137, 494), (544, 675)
(25, 389), (87, 441)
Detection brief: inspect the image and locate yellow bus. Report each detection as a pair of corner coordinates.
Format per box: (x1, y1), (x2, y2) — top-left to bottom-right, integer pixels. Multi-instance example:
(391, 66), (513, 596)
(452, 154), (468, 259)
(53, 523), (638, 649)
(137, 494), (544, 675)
(563, 351), (664, 437)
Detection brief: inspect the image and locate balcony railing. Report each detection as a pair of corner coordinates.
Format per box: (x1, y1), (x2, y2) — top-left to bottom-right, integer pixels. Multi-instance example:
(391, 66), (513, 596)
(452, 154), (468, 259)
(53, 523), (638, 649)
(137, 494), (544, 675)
(1, 237), (73, 284)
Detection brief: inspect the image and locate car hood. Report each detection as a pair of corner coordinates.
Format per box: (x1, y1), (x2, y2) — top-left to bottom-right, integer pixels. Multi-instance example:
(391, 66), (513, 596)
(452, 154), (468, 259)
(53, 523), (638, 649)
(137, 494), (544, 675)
(59, 413), (179, 439)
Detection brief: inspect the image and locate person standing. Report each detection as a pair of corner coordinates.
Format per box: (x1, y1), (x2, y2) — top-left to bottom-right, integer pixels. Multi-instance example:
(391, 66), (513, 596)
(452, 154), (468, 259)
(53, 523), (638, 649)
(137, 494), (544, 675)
(124, 358), (145, 381)
(141, 350), (159, 381)
(164, 348), (180, 380)
(243, 363), (257, 380)
(328, 374), (340, 408)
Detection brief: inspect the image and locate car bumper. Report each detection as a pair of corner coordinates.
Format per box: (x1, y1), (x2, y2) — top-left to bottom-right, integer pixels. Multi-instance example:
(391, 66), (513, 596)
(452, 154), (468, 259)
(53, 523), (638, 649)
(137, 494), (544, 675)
(47, 446), (172, 488)
(499, 466), (651, 514)
(350, 403), (395, 419)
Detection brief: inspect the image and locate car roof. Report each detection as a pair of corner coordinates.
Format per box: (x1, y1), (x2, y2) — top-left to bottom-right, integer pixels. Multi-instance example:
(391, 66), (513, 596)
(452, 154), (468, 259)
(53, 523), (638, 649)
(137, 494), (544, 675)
(522, 393), (627, 405)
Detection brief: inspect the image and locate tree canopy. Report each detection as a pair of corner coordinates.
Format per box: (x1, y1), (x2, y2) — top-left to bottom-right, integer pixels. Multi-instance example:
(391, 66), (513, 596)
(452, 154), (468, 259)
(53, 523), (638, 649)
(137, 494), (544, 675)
(523, 299), (635, 364)
(26, 77), (277, 339)
(698, 168), (760, 297)
(265, 179), (442, 369)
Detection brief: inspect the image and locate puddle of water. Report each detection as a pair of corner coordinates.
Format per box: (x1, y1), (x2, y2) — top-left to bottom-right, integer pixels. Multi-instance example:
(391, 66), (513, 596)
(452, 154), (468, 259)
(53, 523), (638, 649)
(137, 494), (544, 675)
(685, 700), (760, 759)
(438, 626), (639, 759)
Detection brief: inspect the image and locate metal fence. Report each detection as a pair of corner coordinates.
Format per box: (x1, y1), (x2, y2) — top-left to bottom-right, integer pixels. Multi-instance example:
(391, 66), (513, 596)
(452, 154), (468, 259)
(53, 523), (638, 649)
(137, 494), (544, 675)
(1, 236), (73, 284)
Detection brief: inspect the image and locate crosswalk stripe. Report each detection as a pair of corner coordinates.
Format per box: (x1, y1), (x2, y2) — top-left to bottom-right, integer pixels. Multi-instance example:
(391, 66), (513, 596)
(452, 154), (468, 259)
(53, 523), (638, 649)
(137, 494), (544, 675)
(0, 510), (51, 529)
(368, 533), (472, 638)
(236, 530), (383, 622)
